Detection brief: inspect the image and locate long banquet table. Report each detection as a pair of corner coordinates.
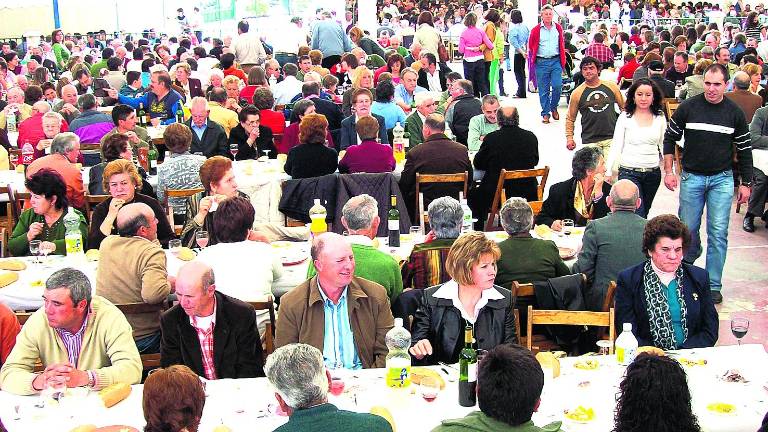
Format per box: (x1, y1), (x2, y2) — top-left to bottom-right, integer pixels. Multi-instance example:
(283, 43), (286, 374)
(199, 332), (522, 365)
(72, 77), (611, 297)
(0, 345), (765, 432)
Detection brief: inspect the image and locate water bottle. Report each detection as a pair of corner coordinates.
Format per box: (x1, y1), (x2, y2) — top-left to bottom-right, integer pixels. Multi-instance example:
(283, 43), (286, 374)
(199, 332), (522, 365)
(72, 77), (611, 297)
(6, 107), (17, 133)
(64, 208), (85, 258)
(21, 141), (34, 165)
(460, 198), (473, 233)
(308, 199), (327, 238)
(385, 318), (411, 388)
(392, 122), (405, 164)
(615, 323), (639, 366)
(392, 122), (404, 143)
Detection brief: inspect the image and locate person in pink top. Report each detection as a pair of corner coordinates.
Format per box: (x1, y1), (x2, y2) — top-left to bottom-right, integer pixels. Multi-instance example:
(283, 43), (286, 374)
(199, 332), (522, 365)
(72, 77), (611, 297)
(338, 116), (395, 174)
(458, 12), (494, 97)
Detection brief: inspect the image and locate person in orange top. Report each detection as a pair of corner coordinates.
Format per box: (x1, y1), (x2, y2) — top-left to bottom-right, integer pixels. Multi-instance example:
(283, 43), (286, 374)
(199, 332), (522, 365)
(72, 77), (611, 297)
(252, 87), (285, 134)
(26, 132), (85, 212)
(221, 53), (247, 83)
(0, 303), (21, 367)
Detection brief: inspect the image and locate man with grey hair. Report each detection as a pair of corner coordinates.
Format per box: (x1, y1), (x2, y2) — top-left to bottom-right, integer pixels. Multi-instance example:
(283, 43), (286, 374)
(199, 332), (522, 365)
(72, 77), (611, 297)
(96, 203), (173, 354)
(307, 195), (403, 302)
(495, 197), (570, 288)
(726, 70), (763, 123)
(405, 91), (437, 147)
(276, 232), (394, 369)
(400, 113), (473, 220)
(471, 105), (539, 230)
(265, 343), (393, 431)
(573, 179), (648, 310)
(53, 83), (82, 125)
(26, 131), (85, 210)
(445, 79), (482, 145)
(160, 261), (264, 379)
(402, 196), (463, 289)
(0, 86), (33, 129)
(186, 96), (229, 158)
(69, 93), (114, 144)
(0, 268), (142, 395)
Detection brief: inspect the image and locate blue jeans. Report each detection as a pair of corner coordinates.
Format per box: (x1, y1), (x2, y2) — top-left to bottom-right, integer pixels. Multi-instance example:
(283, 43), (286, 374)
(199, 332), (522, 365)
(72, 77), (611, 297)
(135, 331), (162, 354)
(534, 57), (562, 116)
(274, 53), (298, 68)
(618, 167), (661, 218)
(678, 170), (734, 291)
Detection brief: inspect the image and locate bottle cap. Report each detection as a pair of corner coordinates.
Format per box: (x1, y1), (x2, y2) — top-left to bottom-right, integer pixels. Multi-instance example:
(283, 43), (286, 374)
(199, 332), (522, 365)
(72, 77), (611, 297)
(314, 198), (320, 205)
(623, 323), (632, 331)
(394, 317), (403, 327)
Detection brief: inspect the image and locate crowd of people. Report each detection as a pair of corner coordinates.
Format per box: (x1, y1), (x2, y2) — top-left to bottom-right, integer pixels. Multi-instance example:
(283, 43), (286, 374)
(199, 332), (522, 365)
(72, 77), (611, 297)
(0, 0), (767, 431)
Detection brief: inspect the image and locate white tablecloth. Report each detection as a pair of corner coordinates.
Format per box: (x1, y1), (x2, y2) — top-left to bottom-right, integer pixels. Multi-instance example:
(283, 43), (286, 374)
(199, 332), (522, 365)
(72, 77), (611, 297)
(0, 345), (765, 432)
(0, 256), (98, 311)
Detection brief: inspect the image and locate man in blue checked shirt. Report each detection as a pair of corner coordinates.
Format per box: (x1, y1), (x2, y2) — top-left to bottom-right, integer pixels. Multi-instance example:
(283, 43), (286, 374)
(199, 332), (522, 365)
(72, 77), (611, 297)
(275, 232), (394, 369)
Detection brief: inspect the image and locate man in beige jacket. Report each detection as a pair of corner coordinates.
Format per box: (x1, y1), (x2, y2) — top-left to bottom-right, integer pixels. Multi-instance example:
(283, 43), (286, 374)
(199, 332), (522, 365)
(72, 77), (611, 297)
(95, 203), (174, 354)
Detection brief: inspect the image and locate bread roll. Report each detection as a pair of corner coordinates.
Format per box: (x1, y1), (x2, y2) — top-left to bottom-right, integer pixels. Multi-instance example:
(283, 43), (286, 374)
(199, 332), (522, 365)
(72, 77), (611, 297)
(99, 382), (131, 408)
(410, 367), (446, 389)
(636, 346), (665, 356)
(0, 271), (19, 288)
(177, 247), (196, 261)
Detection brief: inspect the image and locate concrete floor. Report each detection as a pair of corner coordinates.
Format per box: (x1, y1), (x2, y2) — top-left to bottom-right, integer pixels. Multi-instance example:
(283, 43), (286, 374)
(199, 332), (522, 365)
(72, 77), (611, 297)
(490, 67), (768, 350)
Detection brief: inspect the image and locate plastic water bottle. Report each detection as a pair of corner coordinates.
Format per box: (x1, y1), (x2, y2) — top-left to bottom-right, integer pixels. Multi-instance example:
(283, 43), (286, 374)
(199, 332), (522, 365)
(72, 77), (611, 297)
(615, 323), (639, 366)
(461, 198), (473, 233)
(6, 107), (17, 133)
(308, 199), (327, 238)
(385, 318), (411, 388)
(21, 141), (34, 165)
(392, 122), (405, 163)
(64, 208), (85, 258)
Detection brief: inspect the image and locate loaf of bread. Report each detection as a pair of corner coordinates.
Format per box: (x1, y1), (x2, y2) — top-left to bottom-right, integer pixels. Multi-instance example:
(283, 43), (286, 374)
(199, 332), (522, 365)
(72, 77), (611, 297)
(0, 271), (19, 288)
(637, 346), (665, 356)
(177, 247), (196, 261)
(0, 259), (26, 271)
(85, 249), (100, 262)
(410, 367), (446, 390)
(99, 382), (131, 408)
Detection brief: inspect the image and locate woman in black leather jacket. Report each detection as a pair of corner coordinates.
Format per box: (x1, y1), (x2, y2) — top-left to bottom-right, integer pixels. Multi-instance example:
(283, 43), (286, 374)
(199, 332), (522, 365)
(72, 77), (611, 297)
(409, 231), (517, 364)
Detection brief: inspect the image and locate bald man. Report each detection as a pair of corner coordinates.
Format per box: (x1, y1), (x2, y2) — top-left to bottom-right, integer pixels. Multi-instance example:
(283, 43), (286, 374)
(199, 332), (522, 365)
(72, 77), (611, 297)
(53, 84), (82, 125)
(160, 261), (264, 379)
(572, 179), (648, 310)
(276, 232), (394, 369)
(186, 96), (229, 158)
(95, 202), (173, 354)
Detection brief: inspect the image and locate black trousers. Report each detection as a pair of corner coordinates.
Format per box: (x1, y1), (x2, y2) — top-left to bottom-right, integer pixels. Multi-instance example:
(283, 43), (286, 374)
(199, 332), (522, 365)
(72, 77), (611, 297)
(463, 60), (487, 97)
(514, 52), (527, 97)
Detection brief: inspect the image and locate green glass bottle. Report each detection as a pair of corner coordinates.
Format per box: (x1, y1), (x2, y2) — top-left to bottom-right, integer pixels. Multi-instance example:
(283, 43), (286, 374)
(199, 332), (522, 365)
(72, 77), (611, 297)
(176, 101), (185, 124)
(387, 195), (400, 247)
(459, 324), (477, 407)
(148, 145), (158, 175)
(137, 103), (147, 127)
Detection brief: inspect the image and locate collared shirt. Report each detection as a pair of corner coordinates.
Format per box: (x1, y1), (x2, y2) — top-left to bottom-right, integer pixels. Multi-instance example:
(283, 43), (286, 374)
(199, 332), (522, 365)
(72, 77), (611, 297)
(431, 280), (505, 324)
(424, 68), (443, 92)
(394, 83), (427, 107)
(508, 23), (529, 53)
(317, 280), (362, 370)
(538, 23), (560, 58)
(54, 312), (88, 367)
(189, 298), (218, 380)
(190, 121), (207, 141)
(584, 42), (615, 64)
(467, 114), (500, 152)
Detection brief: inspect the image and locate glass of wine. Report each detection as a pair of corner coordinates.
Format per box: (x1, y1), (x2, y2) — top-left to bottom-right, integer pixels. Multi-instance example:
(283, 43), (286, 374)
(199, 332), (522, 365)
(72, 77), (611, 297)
(195, 231), (209, 249)
(329, 368), (345, 396)
(29, 240), (41, 264)
(169, 239), (182, 257)
(419, 376), (441, 403)
(730, 317), (749, 346)
(229, 143), (239, 160)
(40, 242), (56, 266)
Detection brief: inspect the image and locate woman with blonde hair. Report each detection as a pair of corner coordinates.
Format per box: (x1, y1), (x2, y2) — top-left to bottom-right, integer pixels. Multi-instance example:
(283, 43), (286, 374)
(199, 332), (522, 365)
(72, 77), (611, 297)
(171, 62), (203, 102)
(409, 231), (515, 364)
(222, 74), (244, 113)
(348, 26), (386, 59)
(740, 62), (768, 105)
(342, 65), (374, 116)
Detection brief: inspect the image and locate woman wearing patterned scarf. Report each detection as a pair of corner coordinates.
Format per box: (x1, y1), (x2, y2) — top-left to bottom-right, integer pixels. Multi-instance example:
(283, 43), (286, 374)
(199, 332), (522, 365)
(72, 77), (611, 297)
(614, 215), (719, 350)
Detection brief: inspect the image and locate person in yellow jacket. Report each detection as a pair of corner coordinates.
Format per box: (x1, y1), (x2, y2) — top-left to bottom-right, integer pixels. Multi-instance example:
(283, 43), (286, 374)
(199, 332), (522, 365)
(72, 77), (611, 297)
(0, 268), (142, 395)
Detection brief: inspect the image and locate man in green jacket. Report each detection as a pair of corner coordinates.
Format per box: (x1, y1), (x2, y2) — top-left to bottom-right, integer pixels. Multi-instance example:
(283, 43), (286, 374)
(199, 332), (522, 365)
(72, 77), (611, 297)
(0, 268), (142, 395)
(265, 343), (393, 432)
(405, 91), (438, 148)
(432, 344), (562, 432)
(307, 194), (403, 303)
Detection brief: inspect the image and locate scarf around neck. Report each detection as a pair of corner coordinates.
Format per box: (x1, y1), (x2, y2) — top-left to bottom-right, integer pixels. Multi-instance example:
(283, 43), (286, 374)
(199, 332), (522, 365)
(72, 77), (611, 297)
(642, 260), (688, 350)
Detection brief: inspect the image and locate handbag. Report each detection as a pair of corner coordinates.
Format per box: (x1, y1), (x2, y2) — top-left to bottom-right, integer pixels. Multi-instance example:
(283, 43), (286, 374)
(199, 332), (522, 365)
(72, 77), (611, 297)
(437, 39), (450, 62)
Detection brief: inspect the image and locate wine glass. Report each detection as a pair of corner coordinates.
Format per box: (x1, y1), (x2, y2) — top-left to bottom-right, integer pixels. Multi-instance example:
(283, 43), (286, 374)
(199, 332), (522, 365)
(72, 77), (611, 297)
(263, 149), (271, 160)
(169, 239), (182, 257)
(419, 376), (441, 403)
(195, 231), (209, 249)
(229, 143), (239, 160)
(29, 240), (41, 264)
(40, 242), (56, 266)
(730, 317), (750, 346)
(38, 375), (66, 408)
(562, 219), (574, 236)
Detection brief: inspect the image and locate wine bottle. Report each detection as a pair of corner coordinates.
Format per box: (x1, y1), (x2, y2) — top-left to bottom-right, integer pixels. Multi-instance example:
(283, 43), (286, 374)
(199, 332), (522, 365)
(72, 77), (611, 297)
(176, 100), (185, 124)
(148, 145), (158, 176)
(388, 195), (400, 247)
(459, 324), (477, 407)
(137, 103), (147, 127)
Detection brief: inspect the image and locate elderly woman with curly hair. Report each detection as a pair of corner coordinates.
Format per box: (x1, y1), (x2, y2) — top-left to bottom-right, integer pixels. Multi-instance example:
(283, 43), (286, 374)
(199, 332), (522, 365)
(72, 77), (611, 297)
(88, 159), (175, 249)
(535, 146), (610, 230)
(157, 123), (205, 224)
(614, 353), (701, 432)
(409, 231), (515, 365)
(615, 215), (718, 350)
(283, 113), (338, 179)
(89, 133), (156, 199)
(143, 365), (206, 432)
